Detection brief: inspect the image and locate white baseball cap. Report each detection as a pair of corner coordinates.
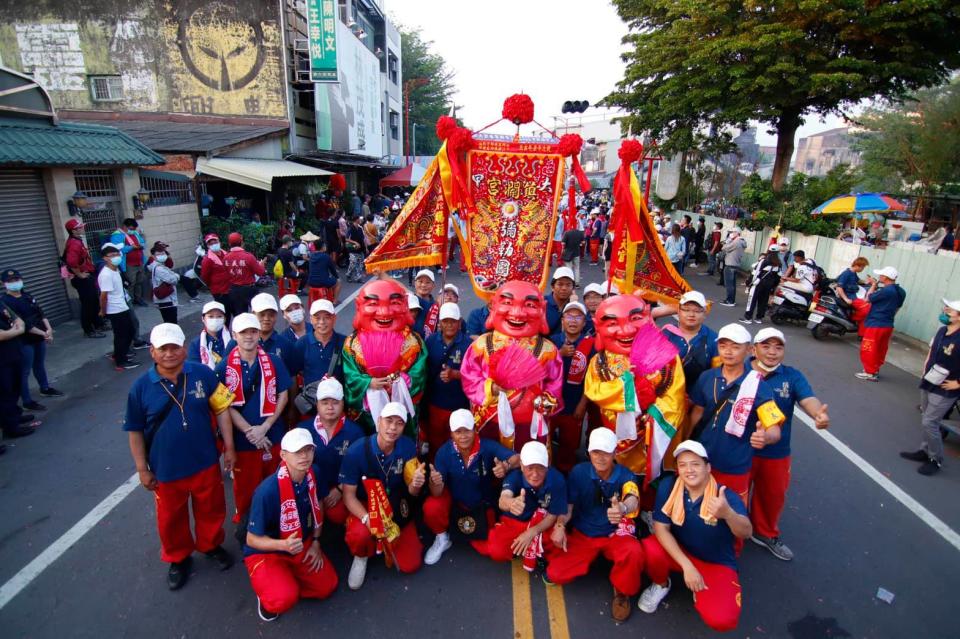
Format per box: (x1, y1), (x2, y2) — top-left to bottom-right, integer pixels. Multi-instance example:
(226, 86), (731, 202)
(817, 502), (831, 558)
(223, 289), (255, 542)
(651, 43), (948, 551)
(231, 313), (260, 333)
(716, 323), (752, 344)
(414, 269), (435, 282)
(316, 377), (344, 401)
(583, 283), (604, 296)
(942, 298), (960, 312)
(599, 281), (620, 295)
(202, 301), (225, 315)
(449, 408), (474, 431)
(562, 301), (587, 316)
(310, 299), (336, 315)
(587, 428), (617, 453)
(679, 291), (707, 308)
(251, 293), (279, 313)
(380, 401), (408, 422)
(673, 439), (709, 460)
(553, 266), (575, 282)
(279, 294), (301, 311)
(150, 323), (186, 348)
(439, 302), (461, 321)
(754, 327), (786, 344)
(874, 266), (899, 280)
(100, 242), (123, 253)
(519, 441), (549, 467)
(407, 292), (421, 310)
(443, 283), (460, 297)
(778, 237), (790, 247)
(280, 428), (315, 453)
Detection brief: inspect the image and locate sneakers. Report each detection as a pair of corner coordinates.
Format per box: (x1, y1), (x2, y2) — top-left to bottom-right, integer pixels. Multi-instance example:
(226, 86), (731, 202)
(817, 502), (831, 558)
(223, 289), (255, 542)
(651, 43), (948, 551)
(23, 401), (45, 411)
(133, 340), (150, 350)
(84, 331), (106, 338)
(424, 532), (452, 565)
(900, 449), (928, 462)
(854, 371), (879, 382)
(3, 425), (36, 438)
(637, 579), (671, 613)
(205, 545), (234, 571)
(39, 387), (64, 397)
(719, 301), (736, 307)
(348, 556), (368, 590)
(918, 459), (942, 476)
(739, 317), (753, 324)
(257, 597), (279, 622)
(167, 556), (192, 590)
(751, 534), (794, 561)
(117, 360), (142, 370)
(612, 590), (632, 622)
(753, 318), (763, 324)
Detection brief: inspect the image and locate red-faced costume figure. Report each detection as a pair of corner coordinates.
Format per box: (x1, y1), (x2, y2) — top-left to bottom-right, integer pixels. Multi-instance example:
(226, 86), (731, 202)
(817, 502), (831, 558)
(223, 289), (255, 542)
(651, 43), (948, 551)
(460, 280), (563, 451)
(584, 294), (687, 498)
(342, 279), (427, 436)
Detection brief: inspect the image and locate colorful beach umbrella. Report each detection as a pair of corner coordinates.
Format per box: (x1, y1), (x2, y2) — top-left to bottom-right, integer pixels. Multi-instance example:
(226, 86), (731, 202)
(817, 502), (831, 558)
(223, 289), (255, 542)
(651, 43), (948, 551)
(811, 192), (907, 216)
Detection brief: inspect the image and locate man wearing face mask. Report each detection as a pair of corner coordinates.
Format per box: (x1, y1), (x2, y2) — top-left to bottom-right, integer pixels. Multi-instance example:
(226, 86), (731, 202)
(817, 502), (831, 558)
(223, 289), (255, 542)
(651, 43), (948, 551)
(189, 302), (230, 369)
(99, 243), (139, 370)
(279, 295), (308, 341)
(110, 218), (148, 306)
(200, 234), (232, 322)
(148, 242), (180, 324)
(63, 218), (105, 338)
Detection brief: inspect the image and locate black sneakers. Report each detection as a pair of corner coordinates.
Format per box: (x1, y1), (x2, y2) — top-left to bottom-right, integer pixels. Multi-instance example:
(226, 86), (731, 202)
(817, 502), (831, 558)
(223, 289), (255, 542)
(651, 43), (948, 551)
(23, 401), (45, 411)
(39, 387), (64, 397)
(918, 459), (942, 476)
(167, 556), (192, 590)
(205, 545), (234, 571)
(899, 449), (928, 462)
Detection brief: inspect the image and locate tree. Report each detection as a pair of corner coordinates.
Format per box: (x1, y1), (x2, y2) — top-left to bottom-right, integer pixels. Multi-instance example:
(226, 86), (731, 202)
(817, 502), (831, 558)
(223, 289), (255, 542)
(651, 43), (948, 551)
(398, 26), (457, 157)
(605, 1), (960, 192)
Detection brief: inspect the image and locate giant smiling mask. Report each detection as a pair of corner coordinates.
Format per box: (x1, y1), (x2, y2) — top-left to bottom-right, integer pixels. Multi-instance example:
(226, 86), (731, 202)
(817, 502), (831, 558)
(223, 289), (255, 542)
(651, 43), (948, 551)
(353, 279), (412, 332)
(485, 280), (550, 338)
(593, 294), (651, 355)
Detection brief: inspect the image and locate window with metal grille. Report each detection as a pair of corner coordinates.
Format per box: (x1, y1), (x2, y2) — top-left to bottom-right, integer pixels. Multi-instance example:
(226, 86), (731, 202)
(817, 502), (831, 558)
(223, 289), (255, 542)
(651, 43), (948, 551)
(388, 53), (398, 85)
(79, 205), (120, 252)
(140, 174), (195, 206)
(74, 169), (118, 198)
(89, 75), (123, 102)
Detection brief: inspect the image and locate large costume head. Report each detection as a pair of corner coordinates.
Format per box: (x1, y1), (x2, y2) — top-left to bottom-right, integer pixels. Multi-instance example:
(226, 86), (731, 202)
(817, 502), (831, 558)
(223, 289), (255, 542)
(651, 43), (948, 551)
(485, 280), (549, 338)
(593, 294), (651, 355)
(353, 279), (412, 332)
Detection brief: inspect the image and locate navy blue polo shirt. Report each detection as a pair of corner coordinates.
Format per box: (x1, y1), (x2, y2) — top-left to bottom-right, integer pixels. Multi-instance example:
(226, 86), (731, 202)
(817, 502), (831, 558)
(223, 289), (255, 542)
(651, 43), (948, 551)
(187, 332), (227, 366)
(921, 326), (960, 399)
(653, 474), (747, 570)
(123, 362), (223, 483)
(835, 269), (861, 298)
(434, 438), (516, 508)
(690, 368), (779, 474)
(567, 461), (639, 538)
(226, 332), (297, 376)
(244, 472), (320, 557)
(215, 352), (292, 453)
(281, 325), (303, 343)
(864, 284), (906, 328)
(545, 294), (564, 335)
(413, 295), (436, 338)
(298, 416), (365, 490)
(466, 306), (490, 337)
(290, 331), (346, 385)
(501, 467), (568, 522)
(425, 331), (472, 410)
(754, 362), (814, 459)
(549, 332), (594, 414)
(339, 435), (417, 502)
(662, 324), (719, 388)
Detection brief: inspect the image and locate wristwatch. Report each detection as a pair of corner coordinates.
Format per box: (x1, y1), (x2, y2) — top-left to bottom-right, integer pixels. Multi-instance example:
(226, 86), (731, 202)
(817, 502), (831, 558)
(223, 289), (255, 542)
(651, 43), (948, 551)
(360, 513), (370, 525)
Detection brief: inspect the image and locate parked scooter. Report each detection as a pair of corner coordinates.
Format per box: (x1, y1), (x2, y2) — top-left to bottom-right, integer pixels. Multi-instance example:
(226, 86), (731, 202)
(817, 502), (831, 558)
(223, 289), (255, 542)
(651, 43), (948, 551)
(770, 284), (815, 326)
(807, 284), (858, 339)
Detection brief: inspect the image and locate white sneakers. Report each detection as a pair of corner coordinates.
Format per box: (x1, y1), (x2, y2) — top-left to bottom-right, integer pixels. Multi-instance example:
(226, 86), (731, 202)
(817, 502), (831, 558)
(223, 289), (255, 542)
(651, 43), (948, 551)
(637, 579), (672, 613)
(424, 532), (452, 565)
(348, 556), (368, 590)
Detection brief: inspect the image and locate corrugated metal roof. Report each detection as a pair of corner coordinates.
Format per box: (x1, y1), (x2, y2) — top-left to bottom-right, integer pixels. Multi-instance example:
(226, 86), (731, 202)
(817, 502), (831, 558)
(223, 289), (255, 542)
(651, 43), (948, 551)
(0, 117), (164, 167)
(83, 120), (288, 153)
(196, 157), (332, 191)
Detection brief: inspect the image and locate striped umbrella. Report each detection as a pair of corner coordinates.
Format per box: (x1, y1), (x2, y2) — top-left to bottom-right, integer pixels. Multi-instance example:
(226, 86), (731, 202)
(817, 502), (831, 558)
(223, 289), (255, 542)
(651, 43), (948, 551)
(811, 192), (907, 216)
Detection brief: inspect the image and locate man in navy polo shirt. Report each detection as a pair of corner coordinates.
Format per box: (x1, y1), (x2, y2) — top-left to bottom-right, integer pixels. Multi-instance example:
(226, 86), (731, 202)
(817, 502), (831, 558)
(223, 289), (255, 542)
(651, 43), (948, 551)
(749, 328), (829, 561)
(549, 301), (594, 472)
(412, 269), (439, 339)
(545, 267), (577, 336)
(290, 299), (346, 385)
(689, 323), (785, 504)
(216, 313), (293, 525)
(546, 429), (644, 623)
(187, 301), (230, 369)
(422, 303), (472, 460)
(466, 298), (492, 340)
(297, 377), (363, 525)
(856, 266), (907, 382)
(637, 440), (753, 632)
(249, 293), (297, 375)
(662, 291), (720, 389)
(124, 323), (236, 590)
(339, 402), (424, 589)
(422, 408), (519, 565)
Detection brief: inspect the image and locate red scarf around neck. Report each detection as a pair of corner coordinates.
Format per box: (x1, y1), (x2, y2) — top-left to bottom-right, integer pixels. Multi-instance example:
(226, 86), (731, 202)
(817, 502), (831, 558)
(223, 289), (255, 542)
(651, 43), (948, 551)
(313, 415), (345, 446)
(225, 345), (278, 417)
(277, 461), (323, 538)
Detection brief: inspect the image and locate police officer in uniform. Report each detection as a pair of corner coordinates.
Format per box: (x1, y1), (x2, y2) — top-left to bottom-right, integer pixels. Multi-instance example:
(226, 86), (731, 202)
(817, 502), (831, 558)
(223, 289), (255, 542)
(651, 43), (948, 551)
(0, 296), (34, 447)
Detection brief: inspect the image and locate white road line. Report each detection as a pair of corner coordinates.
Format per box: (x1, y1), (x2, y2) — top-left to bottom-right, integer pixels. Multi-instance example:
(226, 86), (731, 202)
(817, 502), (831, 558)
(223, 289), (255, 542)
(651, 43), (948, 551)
(0, 283), (369, 610)
(797, 410), (960, 553)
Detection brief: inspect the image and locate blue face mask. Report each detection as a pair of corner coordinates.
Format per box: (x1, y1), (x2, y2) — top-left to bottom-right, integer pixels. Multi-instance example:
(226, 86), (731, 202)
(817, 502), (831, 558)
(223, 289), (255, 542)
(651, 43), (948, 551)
(208, 243), (221, 253)
(939, 312), (951, 326)
(109, 256), (122, 266)
(5, 280), (23, 292)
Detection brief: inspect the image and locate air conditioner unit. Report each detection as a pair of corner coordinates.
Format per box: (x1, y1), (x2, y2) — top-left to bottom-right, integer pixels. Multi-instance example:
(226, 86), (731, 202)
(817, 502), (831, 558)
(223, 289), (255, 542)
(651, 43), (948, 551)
(293, 38), (309, 52)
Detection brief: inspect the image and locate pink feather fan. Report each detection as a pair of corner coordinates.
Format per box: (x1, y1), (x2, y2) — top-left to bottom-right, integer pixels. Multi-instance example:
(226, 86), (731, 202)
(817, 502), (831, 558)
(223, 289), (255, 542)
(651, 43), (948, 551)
(359, 331), (403, 377)
(629, 322), (679, 376)
(491, 343), (546, 391)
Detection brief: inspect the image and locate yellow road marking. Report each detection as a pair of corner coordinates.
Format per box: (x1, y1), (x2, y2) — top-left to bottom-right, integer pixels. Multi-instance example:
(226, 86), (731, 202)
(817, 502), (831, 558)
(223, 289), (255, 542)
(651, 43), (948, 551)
(511, 561), (534, 638)
(545, 582), (571, 639)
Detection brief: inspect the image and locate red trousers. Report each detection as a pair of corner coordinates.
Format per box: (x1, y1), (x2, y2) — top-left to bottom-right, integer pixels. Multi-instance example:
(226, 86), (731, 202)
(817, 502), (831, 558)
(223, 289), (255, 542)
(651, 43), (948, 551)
(308, 286), (335, 309)
(749, 456), (791, 539)
(860, 326), (893, 375)
(710, 469), (750, 554)
(589, 238), (600, 263)
(641, 536), (742, 632)
(546, 530), (644, 595)
(324, 498), (348, 526)
(422, 491), (496, 552)
(277, 277), (298, 298)
(851, 300), (870, 337)
(245, 541), (338, 614)
(552, 242), (563, 266)
(232, 445), (281, 523)
(345, 516), (423, 573)
(551, 413), (583, 474)
(155, 463), (226, 563)
(424, 404), (453, 463)
(484, 516), (553, 562)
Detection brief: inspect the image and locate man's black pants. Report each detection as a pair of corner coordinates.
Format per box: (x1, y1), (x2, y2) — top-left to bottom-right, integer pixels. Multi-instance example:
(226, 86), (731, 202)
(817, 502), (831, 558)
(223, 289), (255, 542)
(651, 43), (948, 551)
(107, 310), (134, 365)
(71, 276), (100, 334)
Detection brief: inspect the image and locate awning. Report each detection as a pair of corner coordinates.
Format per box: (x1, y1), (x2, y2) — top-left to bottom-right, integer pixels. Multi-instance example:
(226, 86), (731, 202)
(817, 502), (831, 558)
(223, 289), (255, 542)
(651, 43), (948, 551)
(380, 163), (427, 188)
(0, 117), (164, 167)
(195, 157), (332, 191)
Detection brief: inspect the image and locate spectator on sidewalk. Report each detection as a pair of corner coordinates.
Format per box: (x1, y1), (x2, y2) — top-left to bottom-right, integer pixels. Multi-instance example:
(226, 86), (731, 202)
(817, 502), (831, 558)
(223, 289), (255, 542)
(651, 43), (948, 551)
(275, 236), (299, 298)
(147, 242), (180, 325)
(188, 301), (229, 370)
(900, 299), (960, 476)
(344, 216), (366, 283)
(223, 233), (266, 317)
(780, 250), (818, 296)
(306, 241), (341, 308)
(694, 216), (706, 264)
(110, 218), (148, 306)
(200, 234), (232, 322)
(718, 229), (747, 307)
(98, 243), (139, 370)
(702, 221), (723, 277)
(63, 218), (105, 338)
(856, 266), (906, 382)
(665, 224), (688, 275)
(0, 297), (33, 442)
(1, 269), (62, 410)
(741, 251), (781, 324)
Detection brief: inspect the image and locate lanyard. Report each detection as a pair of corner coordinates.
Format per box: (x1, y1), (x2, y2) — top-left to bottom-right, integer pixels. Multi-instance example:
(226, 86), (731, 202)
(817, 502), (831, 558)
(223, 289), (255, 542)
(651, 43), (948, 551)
(159, 373), (189, 430)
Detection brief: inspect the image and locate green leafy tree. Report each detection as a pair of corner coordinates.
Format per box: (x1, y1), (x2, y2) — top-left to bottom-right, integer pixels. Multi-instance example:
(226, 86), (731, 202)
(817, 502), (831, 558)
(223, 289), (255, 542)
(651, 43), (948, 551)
(398, 26), (457, 157)
(605, 1), (960, 192)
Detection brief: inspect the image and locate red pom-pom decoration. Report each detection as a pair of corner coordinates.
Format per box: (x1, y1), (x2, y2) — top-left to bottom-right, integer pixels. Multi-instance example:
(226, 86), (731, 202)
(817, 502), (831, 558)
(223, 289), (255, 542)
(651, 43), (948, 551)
(448, 127), (476, 154)
(618, 139), (644, 163)
(329, 173), (347, 193)
(634, 376), (657, 410)
(502, 93), (535, 125)
(436, 115), (457, 141)
(557, 133), (584, 157)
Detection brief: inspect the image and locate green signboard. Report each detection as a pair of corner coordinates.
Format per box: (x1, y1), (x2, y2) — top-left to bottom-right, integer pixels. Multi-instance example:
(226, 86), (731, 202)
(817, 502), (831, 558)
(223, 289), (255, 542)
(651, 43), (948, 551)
(307, 0), (338, 83)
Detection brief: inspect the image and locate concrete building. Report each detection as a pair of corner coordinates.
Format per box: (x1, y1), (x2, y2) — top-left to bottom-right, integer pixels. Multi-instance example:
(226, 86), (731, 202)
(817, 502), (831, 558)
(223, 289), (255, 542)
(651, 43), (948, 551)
(793, 127), (862, 177)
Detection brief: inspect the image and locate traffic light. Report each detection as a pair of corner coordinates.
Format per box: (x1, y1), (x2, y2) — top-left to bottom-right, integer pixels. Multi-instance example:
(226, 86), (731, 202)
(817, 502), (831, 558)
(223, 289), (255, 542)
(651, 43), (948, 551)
(561, 100), (590, 114)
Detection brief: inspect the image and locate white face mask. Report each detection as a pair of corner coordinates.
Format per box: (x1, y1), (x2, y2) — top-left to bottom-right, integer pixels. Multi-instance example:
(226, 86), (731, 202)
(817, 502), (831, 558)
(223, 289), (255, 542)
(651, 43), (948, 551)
(154, 253), (168, 263)
(204, 317), (225, 332)
(287, 309), (305, 324)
